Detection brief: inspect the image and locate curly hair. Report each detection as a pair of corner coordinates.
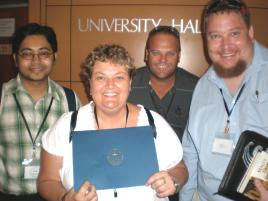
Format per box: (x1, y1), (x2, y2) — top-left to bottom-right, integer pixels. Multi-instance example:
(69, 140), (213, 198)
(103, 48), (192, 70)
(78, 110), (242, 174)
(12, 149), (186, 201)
(81, 44), (135, 81)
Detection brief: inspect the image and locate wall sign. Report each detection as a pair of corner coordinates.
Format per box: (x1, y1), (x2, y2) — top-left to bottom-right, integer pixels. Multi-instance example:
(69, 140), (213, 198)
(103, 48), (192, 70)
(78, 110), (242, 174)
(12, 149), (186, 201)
(0, 18), (15, 37)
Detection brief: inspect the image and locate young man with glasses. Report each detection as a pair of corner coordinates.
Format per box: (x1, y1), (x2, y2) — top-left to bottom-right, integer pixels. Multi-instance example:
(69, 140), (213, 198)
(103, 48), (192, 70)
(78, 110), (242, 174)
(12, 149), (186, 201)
(180, 0), (268, 200)
(128, 25), (198, 201)
(0, 23), (81, 201)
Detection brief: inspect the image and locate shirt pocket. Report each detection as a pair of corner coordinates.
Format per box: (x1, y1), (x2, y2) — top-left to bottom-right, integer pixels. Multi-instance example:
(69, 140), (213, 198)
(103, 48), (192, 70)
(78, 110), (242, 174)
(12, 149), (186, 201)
(253, 91), (268, 103)
(247, 92), (268, 132)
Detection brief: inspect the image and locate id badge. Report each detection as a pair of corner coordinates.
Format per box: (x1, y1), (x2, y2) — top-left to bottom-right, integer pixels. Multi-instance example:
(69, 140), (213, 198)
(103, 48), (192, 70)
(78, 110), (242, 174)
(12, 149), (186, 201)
(23, 158), (40, 179)
(22, 146), (40, 179)
(212, 132), (235, 156)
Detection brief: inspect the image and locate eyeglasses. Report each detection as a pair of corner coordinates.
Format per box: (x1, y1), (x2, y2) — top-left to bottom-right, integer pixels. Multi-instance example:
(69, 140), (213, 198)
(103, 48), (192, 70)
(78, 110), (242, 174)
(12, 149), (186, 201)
(18, 50), (54, 60)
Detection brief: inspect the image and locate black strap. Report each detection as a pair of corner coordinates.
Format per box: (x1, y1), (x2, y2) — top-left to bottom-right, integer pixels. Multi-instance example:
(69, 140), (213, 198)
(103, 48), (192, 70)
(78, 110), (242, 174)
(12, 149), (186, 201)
(63, 86), (76, 111)
(69, 107), (157, 142)
(0, 86), (2, 104)
(219, 83), (245, 133)
(69, 110), (78, 142)
(145, 108), (157, 138)
(219, 84), (245, 117)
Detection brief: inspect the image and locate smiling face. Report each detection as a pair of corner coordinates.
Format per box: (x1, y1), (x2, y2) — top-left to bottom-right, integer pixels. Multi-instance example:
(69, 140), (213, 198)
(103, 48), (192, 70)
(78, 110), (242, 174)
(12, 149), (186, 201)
(14, 35), (55, 84)
(145, 33), (180, 81)
(90, 61), (132, 114)
(206, 11), (254, 78)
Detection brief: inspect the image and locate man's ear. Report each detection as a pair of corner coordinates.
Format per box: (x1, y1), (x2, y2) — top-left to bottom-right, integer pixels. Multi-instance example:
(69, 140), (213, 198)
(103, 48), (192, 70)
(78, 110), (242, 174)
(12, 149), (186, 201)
(249, 25), (254, 41)
(13, 54), (18, 67)
(53, 52), (58, 61)
(144, 49), (149, 63)
(177, 51), (181, 63)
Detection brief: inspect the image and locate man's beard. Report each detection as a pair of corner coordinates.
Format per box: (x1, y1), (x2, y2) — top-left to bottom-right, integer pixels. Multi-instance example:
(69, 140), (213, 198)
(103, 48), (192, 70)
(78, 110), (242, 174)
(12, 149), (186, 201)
(213, 60), (247, 78)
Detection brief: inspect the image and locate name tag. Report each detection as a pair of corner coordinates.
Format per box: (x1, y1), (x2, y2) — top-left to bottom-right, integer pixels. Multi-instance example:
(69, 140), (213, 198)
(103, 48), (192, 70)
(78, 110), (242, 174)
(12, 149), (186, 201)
(212, 138), (234, 155)
(24, 165), (40, 179)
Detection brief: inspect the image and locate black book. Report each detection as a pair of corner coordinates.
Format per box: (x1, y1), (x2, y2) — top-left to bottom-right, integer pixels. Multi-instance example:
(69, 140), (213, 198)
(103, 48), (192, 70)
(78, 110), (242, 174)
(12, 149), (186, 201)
(218, 130), (268, 201)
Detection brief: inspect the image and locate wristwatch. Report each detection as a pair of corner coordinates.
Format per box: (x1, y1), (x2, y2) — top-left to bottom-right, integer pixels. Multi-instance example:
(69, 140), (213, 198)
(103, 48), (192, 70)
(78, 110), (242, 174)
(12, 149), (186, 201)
(172, 177), (182, 194)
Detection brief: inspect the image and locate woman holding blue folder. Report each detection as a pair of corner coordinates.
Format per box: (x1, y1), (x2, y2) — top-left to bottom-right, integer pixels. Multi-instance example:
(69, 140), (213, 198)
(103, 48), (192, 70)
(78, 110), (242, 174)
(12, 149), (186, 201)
(37, 44), (188, 201)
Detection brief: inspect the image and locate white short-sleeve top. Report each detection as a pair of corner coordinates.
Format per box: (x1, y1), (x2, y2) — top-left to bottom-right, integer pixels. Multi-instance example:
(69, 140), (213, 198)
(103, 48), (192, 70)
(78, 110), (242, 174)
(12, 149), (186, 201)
(42, 102), (182, 201)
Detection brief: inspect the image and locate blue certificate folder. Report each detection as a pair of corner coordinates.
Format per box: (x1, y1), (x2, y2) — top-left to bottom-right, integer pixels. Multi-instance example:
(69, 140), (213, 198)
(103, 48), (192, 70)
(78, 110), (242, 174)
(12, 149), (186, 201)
(72, 126), (159, 191)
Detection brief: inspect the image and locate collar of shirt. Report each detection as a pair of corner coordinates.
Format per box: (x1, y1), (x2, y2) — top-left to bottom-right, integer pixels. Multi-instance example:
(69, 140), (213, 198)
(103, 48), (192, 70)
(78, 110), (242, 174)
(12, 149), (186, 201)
(8, 75), (61, 103)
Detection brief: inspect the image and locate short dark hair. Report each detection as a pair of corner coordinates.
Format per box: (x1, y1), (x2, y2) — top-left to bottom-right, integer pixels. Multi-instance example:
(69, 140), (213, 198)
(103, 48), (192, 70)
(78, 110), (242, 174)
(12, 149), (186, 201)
(146, 25), (181, 51)
(204, 0), (251, 31)
(11, 23), (58, 55)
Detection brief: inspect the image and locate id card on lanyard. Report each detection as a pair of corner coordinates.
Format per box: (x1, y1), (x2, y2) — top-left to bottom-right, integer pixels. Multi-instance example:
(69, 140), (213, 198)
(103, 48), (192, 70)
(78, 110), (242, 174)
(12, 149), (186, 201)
(13, 94), (54, 179)
(212, 132), (235, 155)
(212, 84), (245, 156)
(23, 144), (41, 179)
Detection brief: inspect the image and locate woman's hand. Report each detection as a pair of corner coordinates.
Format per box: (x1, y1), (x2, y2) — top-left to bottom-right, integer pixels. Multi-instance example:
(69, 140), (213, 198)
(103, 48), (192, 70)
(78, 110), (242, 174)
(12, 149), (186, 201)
(146, 171), (176, 198)
(63, 181), (98, 201)
(254, 179), (268, 201)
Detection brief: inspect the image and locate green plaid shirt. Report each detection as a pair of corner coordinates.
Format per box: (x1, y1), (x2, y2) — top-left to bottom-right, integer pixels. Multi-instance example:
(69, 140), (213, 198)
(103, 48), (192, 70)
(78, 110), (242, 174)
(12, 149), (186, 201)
(0, 75), (80, 195)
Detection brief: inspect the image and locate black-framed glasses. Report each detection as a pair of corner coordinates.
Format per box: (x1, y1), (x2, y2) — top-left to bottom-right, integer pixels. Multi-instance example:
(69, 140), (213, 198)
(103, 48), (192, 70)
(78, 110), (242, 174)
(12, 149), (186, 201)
(18, 50), (54, 60)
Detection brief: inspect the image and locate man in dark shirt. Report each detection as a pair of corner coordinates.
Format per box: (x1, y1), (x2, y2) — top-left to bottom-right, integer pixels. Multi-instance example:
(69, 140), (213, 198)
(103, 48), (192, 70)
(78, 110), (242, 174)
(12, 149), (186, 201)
(128, 25), (198, 201)
(129, 25), (198, 141)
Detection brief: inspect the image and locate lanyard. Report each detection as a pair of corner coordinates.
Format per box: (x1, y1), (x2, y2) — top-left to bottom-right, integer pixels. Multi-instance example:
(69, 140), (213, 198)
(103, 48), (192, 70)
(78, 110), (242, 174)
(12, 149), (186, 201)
(94, 104), (128, 198)
(94, 104), (129, 129)
(13, 94), (54, 149)
(149, 88), (175, 119)
(219, 84), (245, 134)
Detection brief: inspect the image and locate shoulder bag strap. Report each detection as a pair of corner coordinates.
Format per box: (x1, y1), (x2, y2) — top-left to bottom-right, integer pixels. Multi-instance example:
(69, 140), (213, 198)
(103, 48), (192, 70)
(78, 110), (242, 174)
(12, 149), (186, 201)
(69, 110), (78, 142)
(144, 107), (157, 138)
(63, 86), (76, 111)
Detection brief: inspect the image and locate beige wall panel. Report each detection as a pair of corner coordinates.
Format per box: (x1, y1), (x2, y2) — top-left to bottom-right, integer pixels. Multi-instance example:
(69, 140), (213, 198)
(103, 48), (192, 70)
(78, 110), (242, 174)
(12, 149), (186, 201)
(28, 0), (41, 23)
(57, 81), (90, 104)
(72, 82), (89, 105)
(57, 81), (71, 89)
(30, 1), (268, 23)
(70, 0), (268, 7)
(40, 0), (47, 24)
(246, 2), (268, 8)
(72, 0), (206, 5)
(46, 6), (71, 82)
(71, 5), (206, 81)
(47, 0), (71, 6)
(251, 9), (268, 46)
